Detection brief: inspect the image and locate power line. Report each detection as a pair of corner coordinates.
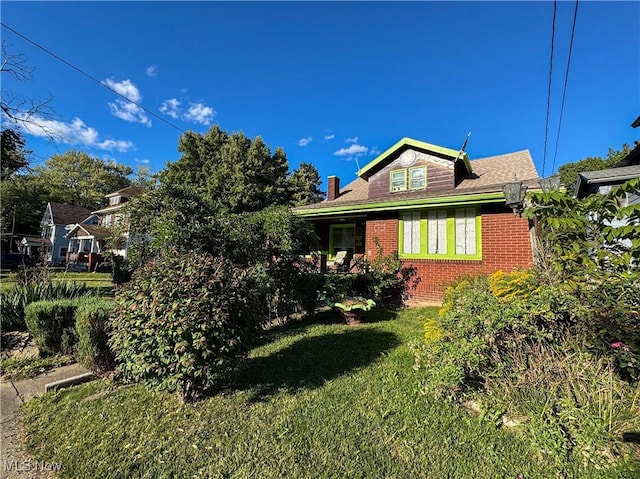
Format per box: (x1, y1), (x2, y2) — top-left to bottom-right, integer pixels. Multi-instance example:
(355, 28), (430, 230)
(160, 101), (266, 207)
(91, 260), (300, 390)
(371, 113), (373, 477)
(542, 0), (557, 178)
(0, 22), (185, 134)
(551, 0), (579, 174)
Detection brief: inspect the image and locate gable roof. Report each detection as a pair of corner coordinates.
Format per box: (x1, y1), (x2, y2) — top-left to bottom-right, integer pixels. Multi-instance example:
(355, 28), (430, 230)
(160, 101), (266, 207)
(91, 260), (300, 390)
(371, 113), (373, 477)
(356, 137), (472, 180)
(65, 223), (112, 239)
(47, 203), (93, 225)
(296, 149), (538, 215)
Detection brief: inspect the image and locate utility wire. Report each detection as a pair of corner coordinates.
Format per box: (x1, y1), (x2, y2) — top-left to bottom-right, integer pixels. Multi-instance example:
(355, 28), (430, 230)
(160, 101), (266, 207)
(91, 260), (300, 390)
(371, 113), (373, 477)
(551, 0), (579, 174)
(0, 22), (185, 134)
(542, 0), (557, 178)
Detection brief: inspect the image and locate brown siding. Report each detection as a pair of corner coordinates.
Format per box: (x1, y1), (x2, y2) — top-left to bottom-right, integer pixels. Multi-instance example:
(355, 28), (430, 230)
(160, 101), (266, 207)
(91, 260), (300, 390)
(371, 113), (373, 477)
(367, 153), (455, 201)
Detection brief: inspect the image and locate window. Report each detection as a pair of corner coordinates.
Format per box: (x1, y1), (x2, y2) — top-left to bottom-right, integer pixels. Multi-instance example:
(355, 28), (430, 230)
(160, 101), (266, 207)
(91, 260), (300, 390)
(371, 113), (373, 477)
(427, 210), (447, 254)
(59, 247), (67, 257)
(402, 212), (421, 254)
(455, 208), (477, 255)
(109, 196), (120, 205)
(409, 166), (426, 190)
(390, 170), (407, 192)
(329, 224), (355, 258)
(399, 208), (481, 260)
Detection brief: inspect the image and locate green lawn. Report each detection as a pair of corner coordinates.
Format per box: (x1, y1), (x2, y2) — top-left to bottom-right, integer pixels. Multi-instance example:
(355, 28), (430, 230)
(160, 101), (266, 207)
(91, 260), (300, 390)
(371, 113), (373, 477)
(1, 271), (114, 292)
(21, 308), (637, 478)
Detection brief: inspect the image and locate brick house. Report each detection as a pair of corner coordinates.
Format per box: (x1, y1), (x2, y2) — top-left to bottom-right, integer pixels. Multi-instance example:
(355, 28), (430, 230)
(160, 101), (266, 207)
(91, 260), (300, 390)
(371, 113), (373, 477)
(295, 137), (540, 302)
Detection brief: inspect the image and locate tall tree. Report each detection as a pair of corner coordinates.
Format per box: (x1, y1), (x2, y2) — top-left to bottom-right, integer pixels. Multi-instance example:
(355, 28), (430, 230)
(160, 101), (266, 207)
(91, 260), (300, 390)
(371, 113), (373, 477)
(289, 162), (325, 206)
(34, 150), (133, 210)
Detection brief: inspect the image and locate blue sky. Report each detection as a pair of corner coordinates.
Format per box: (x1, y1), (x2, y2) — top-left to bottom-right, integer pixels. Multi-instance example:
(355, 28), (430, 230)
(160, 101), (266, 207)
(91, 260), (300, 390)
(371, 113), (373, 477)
(2, 1), (638, 191)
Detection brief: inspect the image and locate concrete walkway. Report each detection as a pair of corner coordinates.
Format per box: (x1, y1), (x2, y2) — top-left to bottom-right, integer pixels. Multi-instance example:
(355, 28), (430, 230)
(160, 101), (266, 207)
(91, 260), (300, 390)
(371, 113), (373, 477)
(1, 364), (91, 479)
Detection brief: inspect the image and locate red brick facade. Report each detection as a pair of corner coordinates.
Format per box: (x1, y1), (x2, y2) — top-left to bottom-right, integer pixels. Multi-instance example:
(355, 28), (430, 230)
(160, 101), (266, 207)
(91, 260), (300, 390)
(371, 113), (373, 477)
(365, 211), (534, 303)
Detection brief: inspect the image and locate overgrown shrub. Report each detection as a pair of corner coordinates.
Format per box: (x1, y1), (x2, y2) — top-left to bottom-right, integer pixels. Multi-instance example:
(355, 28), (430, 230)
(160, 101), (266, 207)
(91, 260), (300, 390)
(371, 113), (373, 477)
(0, 265), (91, 331)
(24, 300), (77, 355)
(75, 300), (116, 371)
(109, 251), (260, 401)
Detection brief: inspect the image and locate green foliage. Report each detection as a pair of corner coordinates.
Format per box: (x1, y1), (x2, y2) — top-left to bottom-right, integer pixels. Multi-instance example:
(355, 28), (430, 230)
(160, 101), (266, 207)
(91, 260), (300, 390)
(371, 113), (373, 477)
(75, 300), (116, 372)
(109, 251), (261, 401)
(0, 266), (92, 331)
(1, 128), (30, 180)
(288, 161), (325, 206)
(24, 300), (77, 356)
(557, 145), (629, 191)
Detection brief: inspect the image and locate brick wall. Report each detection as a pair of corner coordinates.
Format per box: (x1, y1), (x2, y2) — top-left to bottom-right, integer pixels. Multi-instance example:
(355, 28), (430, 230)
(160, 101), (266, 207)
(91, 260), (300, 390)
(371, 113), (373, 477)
(365, 211), (534, 303)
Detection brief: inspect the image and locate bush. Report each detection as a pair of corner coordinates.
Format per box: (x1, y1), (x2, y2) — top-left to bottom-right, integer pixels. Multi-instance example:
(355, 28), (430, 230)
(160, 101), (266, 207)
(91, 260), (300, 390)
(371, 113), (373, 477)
(24, 300), (77, 355)
(75, 300), (116, 371)
(109, 251), (260, 401)
(0, 265), (91, 331)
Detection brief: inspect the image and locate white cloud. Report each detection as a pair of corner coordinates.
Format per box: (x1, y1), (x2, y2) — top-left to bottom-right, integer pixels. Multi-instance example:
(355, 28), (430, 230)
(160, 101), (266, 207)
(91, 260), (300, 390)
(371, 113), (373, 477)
(146, 65), (158, 78)
(159, 98), (215, 125)
(345, 136), (359, 143)
(298, 136), (313, 147)
(185, 102), (215, 125)
(102, 78), (142, 102)
(22, 116), (134, 152)
(134, 158), (151, 165)
(102, 78), (151, 126)
(324, 134), (335, 141)
(369, 147), (381, 156)
(333, 144), (369, 157)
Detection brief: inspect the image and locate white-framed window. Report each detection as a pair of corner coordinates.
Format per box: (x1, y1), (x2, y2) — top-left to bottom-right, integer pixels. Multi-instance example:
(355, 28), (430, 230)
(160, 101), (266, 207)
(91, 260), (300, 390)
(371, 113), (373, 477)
(427, 210), (447, 255)
(402, 212), (421, 254)
(409, 166), (426, 190)
(109, 196), (120, 205)
(455, 208), (477, 255)
(390, 170), (408, 192)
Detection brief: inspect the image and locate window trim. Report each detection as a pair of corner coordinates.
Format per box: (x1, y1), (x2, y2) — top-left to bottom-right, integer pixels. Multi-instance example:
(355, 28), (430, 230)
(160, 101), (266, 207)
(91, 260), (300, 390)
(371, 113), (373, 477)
(398, 207), (482, 260)
(390, 169), (408, 192)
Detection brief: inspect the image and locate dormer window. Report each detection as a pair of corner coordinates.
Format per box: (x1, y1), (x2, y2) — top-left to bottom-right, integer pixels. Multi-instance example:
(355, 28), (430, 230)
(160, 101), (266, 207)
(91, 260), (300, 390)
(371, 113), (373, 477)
(109, 196), (120, 205)
(390, 166), (427, 192)
(409, 166), (426, 189)
(390, 170), (407, 192)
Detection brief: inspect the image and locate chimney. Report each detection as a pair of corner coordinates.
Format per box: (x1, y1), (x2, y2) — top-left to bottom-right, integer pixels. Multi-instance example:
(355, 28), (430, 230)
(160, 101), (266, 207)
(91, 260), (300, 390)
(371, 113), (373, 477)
(327, 176), (340, 201)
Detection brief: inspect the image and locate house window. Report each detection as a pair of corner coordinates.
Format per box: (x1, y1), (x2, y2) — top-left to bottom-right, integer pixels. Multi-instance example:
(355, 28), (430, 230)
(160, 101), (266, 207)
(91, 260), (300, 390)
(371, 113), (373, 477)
(109, 196), (120, 205)
(399, 208), (481, 260)
(402, 212), (421, 255)
(427, 210), (447, 255)
(409, 166), (426, 190)
(390, 170), (408, 192)
(59, 247), (67, 257)
(329, 224), (355, 258)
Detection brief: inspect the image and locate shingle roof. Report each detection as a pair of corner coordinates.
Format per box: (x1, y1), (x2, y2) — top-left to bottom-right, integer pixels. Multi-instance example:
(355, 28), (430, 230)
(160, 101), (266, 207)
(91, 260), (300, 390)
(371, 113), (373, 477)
(105, 186), (146, 198)
(578, 165), (640, 182)
(48, 203), (93, 225)
(296, 149), (539, 211)
(66, 224), (112, 239)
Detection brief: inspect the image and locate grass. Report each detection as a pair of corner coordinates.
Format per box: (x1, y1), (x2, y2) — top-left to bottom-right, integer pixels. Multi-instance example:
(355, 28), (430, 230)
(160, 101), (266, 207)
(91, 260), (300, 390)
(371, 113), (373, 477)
(0, 354), (74, 380)
(21, 308), (638, 478)
(1, 271), (114, 294)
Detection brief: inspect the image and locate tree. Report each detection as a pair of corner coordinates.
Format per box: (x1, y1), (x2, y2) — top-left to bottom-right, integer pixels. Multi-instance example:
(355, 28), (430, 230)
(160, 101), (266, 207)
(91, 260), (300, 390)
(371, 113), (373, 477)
(289, 161), (325, 206)
(558, 145), (630, 192)
(34, 150), (133, 210)
(1, 128), (31, 180)
(162, 126), (291, 214)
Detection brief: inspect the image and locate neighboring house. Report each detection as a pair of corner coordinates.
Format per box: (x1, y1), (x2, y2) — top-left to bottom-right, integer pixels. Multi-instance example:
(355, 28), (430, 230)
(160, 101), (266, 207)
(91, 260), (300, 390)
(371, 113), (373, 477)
(65, 186), (145, 270)
(294, 137), (540, 302)
(37, 202), (98, 266)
